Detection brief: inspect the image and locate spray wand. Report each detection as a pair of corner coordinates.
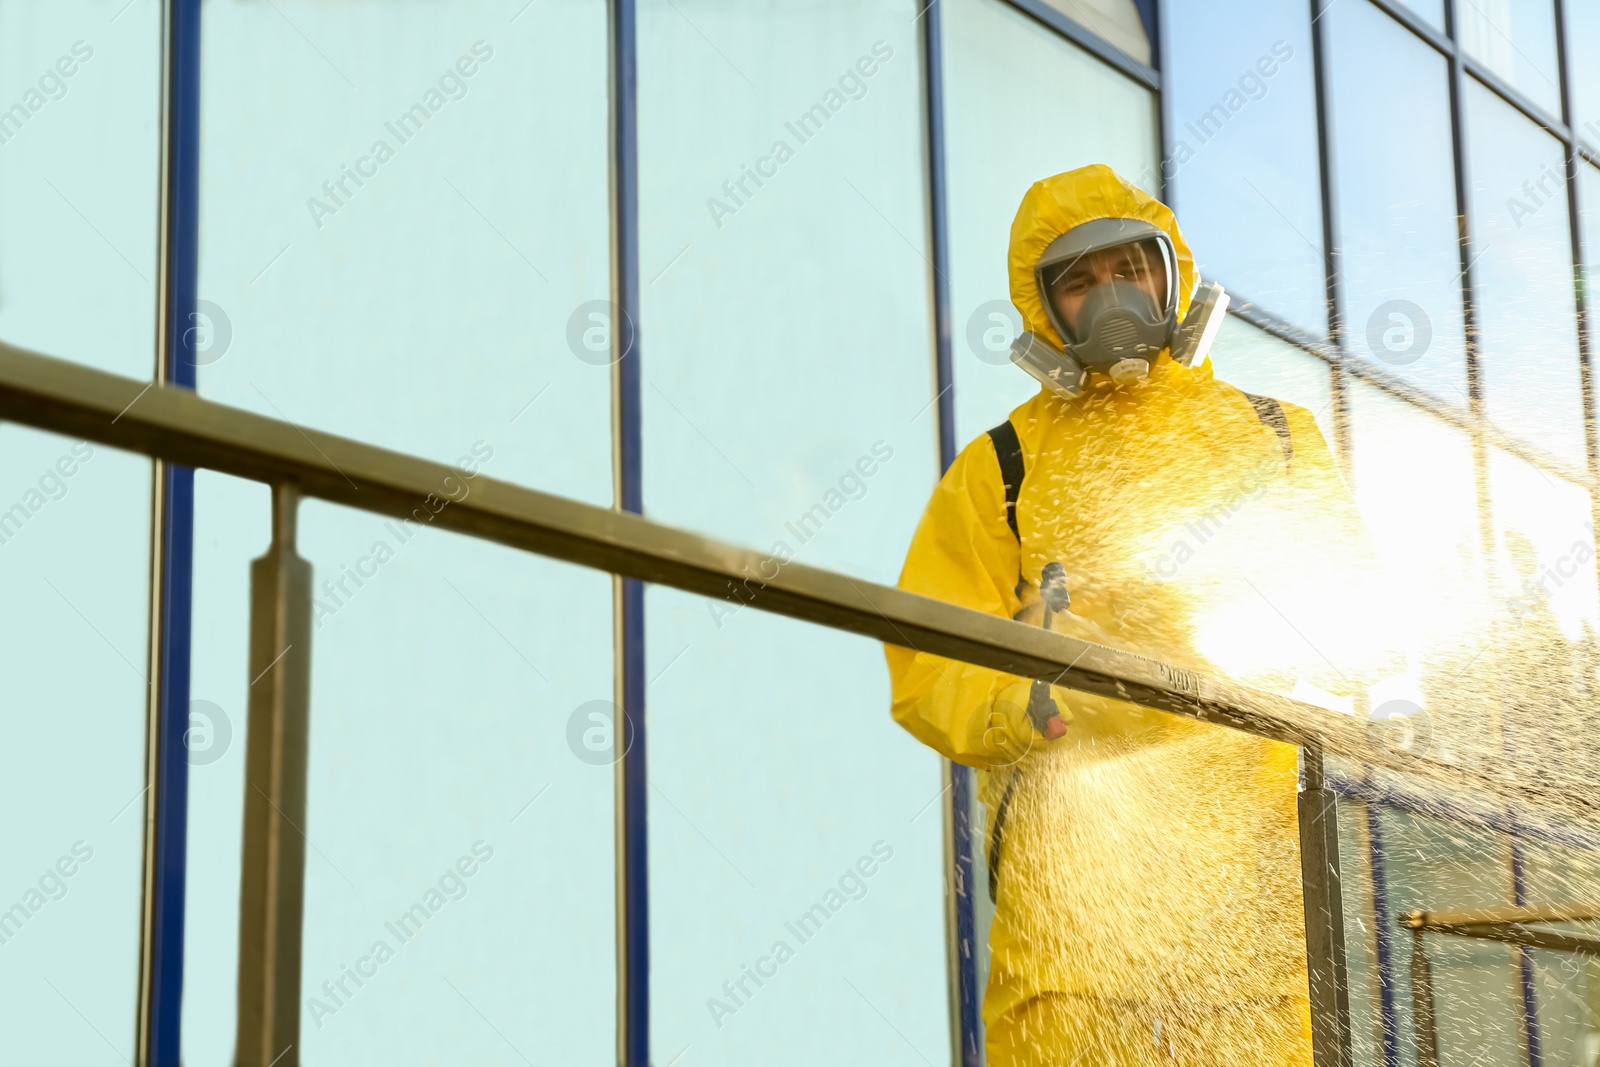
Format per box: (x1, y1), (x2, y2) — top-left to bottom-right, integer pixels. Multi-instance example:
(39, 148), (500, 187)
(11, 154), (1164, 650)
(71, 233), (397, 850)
(1028, 561), (1073, 736)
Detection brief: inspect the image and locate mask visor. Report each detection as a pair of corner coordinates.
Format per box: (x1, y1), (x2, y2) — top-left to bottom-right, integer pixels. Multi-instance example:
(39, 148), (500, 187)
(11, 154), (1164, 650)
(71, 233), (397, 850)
(1035, 220), (1176, 346)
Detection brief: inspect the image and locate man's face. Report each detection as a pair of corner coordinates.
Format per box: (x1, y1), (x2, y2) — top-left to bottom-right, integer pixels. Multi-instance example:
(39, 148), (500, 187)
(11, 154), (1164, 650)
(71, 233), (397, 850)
(1044, 240), (1169, 340)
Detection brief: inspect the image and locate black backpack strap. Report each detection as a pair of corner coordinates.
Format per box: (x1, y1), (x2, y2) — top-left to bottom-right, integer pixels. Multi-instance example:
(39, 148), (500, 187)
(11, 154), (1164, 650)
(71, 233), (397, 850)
(984, 419), (1028, 904)
(987, 420), (1024, 543)
(1242, 392), (1294, 470)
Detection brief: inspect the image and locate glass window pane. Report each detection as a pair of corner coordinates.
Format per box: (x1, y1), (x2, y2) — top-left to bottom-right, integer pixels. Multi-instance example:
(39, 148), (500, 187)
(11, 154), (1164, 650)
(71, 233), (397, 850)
(1328, 0), (1467, 404)
(0, 0), (160, 377)
(1333, 794), (1385, 1067)
(638, 0), (936, 583)
(1394, 0), (1446, 32)
(649, 591), (948, 1065)
(1521, 839), (1600, 1061)
(1584, 163), (1600, 332)
(1350, 385), (1536, 777)
(1571, 1), (1600, 149)
(1529, 943), (1600, 1066)
(1348, 382), (1483, 606)
(1375, 805), (1525, 1065)
(1586, 164), (1600, 481)
(1587, 164), (1600, 499)
(1460, 0), (1562, 117)
(638, 5), (948, 1062)
(1489, 449), (1598, 647)
(1167, 0), (1327, 336)
(0, 427), (151, 1062)
(1037, 0), (1151, 64)
(300, 507), (613, 1065)
(944, 0), (1158, 442)
(1347, 381), (1497, 760)
(1486, 450), (1600, 794)
(187, 5), (614, 1053)
(1485, 457), (1600, 1062)
(183, 484), (617, 1065)
(1206, 314), (1334, 441)
(1465, 78), (1585, 466)
(197, 0), (611, 503)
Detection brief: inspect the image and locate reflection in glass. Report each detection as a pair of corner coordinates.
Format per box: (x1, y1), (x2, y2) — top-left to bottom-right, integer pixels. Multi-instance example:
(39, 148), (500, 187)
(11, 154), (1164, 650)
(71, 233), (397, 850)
(1167, 0), (1327, 336)
(1347, 381), (1485, 761)
(197, 0), (611, 504)
(943, 0), (1158, 441)
(1375, 806), (1526, 1066)
(1488, 451), (1598, 646)
(1269, 375), (1600, 1067)
(1333, 795), (1383, 1067)
(1327, 443), (1600, 1067)
(1037, 0), (1151, 64)
(1572, 1), (1600, 149)
(1161, 320), (1378, 714)
(1465, 79), (1585, 466)
(1459, 0), (1562, 117)
(1327, 0), (1467, 403)
(1584, 164), (1600, 339)
(1336, 778), (1600, 1066)
(0, 427), (150, 1063)
(1393, 0), (1446, 31)
(1207, 314), (1333, 441)
(1520, 841), (1600, 1059)
(1487, 451), (1600, 800)
(1528, 944), (1600, 1065)
(0, 0), (160, 376)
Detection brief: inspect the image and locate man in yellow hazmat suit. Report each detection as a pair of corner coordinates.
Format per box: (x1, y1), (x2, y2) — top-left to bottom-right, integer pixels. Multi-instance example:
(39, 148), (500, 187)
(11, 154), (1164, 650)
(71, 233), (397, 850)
(887, 165), (1376, 1065)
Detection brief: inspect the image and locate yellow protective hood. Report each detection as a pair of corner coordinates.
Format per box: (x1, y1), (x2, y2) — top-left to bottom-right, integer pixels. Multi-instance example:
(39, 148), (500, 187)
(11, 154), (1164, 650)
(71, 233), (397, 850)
(1008, 164), (1198, 351)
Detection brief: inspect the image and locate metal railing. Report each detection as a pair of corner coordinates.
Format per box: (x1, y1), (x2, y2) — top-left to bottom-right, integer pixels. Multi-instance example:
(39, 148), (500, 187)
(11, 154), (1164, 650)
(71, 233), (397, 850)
(3, 340), (1595, 1066)
(2, 341), (1570, 785)
(1402, 904), (1600, 1067)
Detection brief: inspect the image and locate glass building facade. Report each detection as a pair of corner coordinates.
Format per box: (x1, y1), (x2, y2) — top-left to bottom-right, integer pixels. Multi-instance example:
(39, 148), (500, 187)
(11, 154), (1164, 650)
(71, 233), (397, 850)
(1, 1), (1598, 1066)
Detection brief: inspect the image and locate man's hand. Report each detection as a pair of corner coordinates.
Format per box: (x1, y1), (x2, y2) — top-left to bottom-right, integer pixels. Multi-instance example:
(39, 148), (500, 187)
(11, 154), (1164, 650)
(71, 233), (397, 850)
(1028, 679), (1068, 739)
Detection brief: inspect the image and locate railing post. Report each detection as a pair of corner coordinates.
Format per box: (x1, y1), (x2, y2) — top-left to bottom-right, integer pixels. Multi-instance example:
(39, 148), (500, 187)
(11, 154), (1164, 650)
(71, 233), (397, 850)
(234, 484), (313, 1067)
(1410, 926), (1440, 1067)
(1300, 747), (1353, 1067)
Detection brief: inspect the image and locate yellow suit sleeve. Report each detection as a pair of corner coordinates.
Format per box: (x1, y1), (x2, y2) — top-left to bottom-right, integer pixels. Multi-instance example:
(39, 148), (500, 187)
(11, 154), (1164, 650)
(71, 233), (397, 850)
(885, 430), (1050, 769)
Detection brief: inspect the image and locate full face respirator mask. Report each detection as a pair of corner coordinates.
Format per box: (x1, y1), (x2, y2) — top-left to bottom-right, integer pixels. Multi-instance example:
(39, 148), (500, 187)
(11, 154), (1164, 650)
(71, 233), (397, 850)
(1010, 217), (1229, 399)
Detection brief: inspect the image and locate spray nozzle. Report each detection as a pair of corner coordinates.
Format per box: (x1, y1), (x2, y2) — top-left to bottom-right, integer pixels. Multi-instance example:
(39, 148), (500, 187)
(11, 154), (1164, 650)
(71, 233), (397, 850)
(1040, 562), (1071, 628)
